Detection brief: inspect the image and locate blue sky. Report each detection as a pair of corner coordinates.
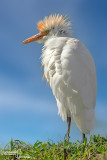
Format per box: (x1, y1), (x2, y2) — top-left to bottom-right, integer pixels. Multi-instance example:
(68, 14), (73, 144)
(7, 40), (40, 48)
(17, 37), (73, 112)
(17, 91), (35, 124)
(0, 0), (107, 145)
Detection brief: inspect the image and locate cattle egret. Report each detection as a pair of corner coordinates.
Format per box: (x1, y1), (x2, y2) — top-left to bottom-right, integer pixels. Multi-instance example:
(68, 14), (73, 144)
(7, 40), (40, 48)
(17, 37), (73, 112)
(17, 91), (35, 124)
(23, 14), (97, 141)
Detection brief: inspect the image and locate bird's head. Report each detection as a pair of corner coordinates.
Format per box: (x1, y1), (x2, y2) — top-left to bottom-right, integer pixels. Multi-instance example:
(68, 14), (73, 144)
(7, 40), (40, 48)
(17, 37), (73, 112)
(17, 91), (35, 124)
(22, 14), (71, 44)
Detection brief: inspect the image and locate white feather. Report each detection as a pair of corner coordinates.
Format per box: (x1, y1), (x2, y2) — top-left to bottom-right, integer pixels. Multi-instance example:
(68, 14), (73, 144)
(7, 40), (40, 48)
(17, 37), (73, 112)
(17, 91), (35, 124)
(41, 37), (97, 134)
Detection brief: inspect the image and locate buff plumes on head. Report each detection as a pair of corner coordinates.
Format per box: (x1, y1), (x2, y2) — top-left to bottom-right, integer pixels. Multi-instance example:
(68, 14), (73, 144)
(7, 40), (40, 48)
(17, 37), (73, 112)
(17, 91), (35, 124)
(37, 14), (71, 32)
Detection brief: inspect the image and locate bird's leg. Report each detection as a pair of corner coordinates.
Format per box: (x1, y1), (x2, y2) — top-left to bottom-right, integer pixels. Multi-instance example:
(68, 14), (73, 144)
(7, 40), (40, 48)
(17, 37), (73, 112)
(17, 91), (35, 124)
(82, 133), (85, 142)
(66, 116), (71, 142)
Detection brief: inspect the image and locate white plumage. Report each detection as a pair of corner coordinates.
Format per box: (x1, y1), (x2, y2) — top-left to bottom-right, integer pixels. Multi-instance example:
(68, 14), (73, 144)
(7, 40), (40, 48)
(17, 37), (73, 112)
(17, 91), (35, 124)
(42, 37), (97, 134)
(23, 14), (97, 140)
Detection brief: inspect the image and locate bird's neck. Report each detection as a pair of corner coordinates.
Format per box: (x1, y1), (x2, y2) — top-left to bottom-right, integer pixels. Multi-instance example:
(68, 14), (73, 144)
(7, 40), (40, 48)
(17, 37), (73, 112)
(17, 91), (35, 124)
(43, 37), (69, 50)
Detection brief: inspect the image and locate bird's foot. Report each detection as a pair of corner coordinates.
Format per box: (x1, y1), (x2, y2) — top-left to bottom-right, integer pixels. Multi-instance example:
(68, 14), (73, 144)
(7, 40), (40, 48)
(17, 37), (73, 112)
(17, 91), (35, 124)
(81, 133), (87, 143)
(66, 135), (70, 142)
(82, 133), (85, 142)
(64, 133), (70, 142)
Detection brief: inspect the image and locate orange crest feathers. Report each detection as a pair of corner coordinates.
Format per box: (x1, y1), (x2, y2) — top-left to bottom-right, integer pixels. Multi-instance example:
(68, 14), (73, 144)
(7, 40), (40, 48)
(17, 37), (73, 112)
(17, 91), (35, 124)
(37, 14), (71, 32)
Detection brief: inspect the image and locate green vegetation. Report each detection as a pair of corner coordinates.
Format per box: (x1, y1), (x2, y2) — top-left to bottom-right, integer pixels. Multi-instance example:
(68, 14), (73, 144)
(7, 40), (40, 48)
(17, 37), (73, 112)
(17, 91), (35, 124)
(0, 135), (107, 159)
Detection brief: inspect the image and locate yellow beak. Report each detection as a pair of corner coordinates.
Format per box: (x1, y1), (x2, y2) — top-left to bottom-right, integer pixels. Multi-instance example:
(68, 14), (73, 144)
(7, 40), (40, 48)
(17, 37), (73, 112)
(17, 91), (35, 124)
(22, 31), (48, 44)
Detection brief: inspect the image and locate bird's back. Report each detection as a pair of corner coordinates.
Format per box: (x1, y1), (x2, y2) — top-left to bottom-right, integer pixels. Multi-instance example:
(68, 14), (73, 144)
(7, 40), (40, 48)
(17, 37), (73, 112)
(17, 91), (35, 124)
(42, 37), (97, 134)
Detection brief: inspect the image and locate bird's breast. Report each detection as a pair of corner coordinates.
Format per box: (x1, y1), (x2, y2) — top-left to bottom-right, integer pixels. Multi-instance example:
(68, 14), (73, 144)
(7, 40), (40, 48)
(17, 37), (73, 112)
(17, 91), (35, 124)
(41, 37), (68, 87)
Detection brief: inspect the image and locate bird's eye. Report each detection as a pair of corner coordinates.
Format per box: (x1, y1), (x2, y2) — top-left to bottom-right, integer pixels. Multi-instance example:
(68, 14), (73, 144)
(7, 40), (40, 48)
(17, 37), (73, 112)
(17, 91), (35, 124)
(59, 30), (65, 34)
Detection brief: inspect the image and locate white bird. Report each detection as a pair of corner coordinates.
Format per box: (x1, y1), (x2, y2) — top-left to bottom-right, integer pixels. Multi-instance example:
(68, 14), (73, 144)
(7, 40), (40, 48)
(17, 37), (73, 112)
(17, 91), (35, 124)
(23, 14), (97, 141)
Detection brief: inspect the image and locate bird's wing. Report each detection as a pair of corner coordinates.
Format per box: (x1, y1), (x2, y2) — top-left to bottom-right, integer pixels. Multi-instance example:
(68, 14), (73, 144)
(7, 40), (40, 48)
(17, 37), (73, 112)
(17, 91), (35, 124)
(59, 38), (97, 133)
(60, 38), (97, 109)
